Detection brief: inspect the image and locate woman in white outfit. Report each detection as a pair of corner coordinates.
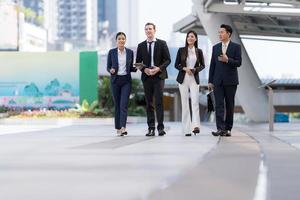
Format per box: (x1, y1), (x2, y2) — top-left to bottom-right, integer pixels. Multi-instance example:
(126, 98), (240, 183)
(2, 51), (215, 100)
(175, 30), (205, 136)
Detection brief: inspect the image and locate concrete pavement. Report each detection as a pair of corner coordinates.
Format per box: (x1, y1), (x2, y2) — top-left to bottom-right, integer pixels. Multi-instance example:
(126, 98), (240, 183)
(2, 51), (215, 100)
(0, 119), (299, 200)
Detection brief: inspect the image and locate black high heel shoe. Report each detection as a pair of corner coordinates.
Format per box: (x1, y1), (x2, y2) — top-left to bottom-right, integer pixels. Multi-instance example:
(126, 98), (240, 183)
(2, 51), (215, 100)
(192, 127), (200, 135)
(121, 127), (127, 136)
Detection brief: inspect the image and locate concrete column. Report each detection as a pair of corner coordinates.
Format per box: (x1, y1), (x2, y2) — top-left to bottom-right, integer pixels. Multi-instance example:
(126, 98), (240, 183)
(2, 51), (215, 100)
(193, 0), (269, 122)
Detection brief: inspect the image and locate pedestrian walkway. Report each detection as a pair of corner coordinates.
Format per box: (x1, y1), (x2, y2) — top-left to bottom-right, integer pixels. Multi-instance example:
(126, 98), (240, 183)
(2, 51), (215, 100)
(0, 119), (299, 200)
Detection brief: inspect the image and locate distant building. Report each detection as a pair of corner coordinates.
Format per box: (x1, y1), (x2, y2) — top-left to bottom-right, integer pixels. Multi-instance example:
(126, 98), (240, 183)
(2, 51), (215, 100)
(19, 20), (47, 52)
(0, 2), (19, 50)
(97, 0), (117, 37)
(45, 0), (98, 50)
(116, 0), (138, 47)
(0, 1), (47, 51)
(21, 0), (45, 27)
(44, 0), (58, 48)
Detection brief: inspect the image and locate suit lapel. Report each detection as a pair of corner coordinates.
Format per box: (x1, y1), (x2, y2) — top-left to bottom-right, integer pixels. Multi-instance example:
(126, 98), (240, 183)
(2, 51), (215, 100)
(226, 41), (233, 55)
(154, 40), (158, 64)
(125, 48), (130, 73)
(143, 40), (148, 55)
(217, 43), (222, 56)
(114, 48), (119, 71)
(193, 48), (199, 68)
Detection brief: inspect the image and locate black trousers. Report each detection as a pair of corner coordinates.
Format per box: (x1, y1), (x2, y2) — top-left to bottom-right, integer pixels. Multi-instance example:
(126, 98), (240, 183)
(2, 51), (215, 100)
(111, 75), (131, 129)
(143, 76), (165, 131)
(214, 85), (237, 131)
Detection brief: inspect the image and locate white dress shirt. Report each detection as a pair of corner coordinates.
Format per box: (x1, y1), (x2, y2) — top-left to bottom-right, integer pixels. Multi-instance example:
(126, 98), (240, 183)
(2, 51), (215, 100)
(117, 48), (127, 75)
(222, 40), (230, 54)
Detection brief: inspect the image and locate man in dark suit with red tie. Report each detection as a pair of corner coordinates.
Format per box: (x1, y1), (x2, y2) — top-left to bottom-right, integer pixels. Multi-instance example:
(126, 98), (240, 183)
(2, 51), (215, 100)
(136, 22), (171, 136)
(208, 24), (242, 137)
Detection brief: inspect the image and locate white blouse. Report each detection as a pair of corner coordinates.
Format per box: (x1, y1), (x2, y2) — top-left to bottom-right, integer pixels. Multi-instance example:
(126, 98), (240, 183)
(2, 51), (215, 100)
(186, 47), (197, 69)
(117, 48), (127, 75)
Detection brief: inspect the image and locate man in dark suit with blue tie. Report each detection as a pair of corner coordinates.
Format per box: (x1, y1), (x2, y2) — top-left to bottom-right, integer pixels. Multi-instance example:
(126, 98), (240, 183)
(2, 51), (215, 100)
(136, 22), (171, 136)
(208, 24), (242, 137)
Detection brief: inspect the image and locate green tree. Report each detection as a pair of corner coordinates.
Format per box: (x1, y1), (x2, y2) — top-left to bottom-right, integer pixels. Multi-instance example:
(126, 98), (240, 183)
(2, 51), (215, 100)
(36, 15), (44, 26)
(23, 8), (36, 23)
(128, 79), (146, 116)
(98, 76), (114, 115)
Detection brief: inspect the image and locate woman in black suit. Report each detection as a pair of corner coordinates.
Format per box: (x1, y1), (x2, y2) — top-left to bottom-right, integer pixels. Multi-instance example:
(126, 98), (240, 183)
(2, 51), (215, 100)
(107, 32), (137, 136)
(175, 30), (205, 136)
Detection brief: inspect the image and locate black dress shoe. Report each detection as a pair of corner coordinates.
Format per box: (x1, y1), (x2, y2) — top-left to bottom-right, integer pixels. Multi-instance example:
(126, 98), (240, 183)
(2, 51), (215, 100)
(211, 130), (225, 137)
(158, 129), (166, 136)
(185, 133), (192, 136)
(224, 130), (231, 137)
(146, 129), (155, 136)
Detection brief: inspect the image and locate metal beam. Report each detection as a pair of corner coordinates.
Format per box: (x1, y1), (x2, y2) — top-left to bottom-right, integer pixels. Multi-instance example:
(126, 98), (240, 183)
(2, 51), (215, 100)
(204, 0), (216, 9)
(207, 3), (300, 17)
(248, 0), (300, 7)
(173, 14), (206, 34)
(238, 30), (300, 37)
(234, 21), (300, 31)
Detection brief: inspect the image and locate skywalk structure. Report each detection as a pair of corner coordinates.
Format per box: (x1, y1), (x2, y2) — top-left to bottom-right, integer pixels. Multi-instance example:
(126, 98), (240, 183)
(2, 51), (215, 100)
(174, 0), (300, 122)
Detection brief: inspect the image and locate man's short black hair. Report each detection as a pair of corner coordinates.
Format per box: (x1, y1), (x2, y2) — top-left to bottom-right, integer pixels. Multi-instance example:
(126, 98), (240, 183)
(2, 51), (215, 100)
(145, 22), (156, 30)
(220, 24), (233, 36)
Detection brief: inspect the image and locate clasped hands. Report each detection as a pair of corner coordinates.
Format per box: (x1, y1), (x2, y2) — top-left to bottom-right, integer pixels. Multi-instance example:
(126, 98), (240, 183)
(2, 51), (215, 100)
(110, 68), (116, 74)
(183, 67), (194, 76)
(144, 66), (160, 76)
(218, 53), (229, 63)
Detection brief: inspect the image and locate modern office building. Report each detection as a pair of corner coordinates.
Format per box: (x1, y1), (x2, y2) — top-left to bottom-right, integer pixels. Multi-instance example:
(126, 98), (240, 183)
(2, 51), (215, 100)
(116, 0), (138, 47)
(97, 0), (138, 47)
(22, 0), (44, 16)
(97, 0), (117, 38)
(53, 0), (98, 50)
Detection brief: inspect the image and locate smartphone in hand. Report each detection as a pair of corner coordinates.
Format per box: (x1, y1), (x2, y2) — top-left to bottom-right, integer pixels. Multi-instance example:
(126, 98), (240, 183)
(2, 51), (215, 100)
(218, 54), (223, 61)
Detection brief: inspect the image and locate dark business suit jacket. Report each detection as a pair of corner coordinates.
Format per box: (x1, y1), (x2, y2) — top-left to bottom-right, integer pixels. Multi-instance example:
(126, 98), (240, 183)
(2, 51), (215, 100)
(175, 47), (205, 85)
(208, 41), (242, 85)
(136, 39), (171, 81)
(106, 48), (136, 83)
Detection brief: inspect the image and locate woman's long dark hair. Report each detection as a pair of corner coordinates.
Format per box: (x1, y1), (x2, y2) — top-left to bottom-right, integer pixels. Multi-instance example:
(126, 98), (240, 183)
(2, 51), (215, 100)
(181, 30), (198, 62)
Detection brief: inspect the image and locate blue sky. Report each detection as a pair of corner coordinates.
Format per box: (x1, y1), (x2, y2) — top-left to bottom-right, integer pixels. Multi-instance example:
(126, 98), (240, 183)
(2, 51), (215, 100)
(242, 37), (300, 79)
(137, 0), (192, 42)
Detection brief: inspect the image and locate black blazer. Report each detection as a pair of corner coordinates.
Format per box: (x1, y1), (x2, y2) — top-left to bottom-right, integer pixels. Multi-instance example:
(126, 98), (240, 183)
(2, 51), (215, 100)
(175, 47), (205, 84)
(208, 41), (242, 86)
(136, 39), (171, 81)
(107, 47), (137, 83)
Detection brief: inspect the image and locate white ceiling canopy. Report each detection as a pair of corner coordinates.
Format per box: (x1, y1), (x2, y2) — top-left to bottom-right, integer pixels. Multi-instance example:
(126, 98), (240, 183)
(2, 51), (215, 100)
(174, 0), (300, 38)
